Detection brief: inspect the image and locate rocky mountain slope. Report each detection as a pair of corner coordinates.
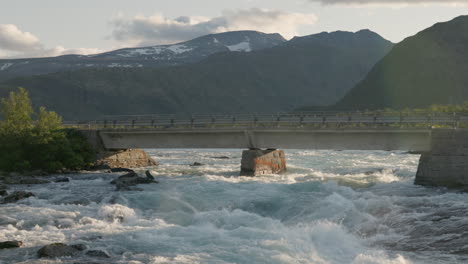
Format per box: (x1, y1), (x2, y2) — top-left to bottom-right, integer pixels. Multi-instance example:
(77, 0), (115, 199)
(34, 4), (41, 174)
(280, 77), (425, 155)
(333, 15), (468, 110)
(0, 31), (286, 81)
(0, 30), (394, 119)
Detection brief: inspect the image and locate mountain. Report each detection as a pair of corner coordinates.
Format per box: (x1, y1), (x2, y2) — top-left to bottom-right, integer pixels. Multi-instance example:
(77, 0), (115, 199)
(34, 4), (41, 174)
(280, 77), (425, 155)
(0, 30), (393, 119)
(333, 15), (468, 110)
(0, 31), (286, 81)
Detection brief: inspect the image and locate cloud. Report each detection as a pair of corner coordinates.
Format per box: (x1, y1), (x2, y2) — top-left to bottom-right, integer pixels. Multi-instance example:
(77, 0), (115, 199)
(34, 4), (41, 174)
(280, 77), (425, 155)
(0, 24), (101, 59)
(308, 0), (468, 6)
(110, 8), (318, 46)
(0, 24), (42, 52)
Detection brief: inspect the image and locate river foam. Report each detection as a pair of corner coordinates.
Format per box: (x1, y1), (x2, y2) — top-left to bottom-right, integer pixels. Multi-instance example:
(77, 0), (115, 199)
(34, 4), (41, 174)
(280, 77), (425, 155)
(1, 150), (467, 263)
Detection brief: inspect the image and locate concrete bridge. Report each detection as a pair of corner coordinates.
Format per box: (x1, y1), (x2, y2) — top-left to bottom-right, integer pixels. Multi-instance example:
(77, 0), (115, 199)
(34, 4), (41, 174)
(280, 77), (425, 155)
(69, 111), (468, 188)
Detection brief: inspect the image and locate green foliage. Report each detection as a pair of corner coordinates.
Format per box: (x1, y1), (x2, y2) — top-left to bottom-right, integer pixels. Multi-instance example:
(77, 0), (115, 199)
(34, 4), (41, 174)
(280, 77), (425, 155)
(0, 87), (95, 173)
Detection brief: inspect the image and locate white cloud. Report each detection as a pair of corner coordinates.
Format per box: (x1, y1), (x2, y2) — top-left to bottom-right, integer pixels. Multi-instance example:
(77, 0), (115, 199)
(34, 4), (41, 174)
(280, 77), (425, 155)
(0, 24), (42, 52)
(309, 0), (468, 6)
(110, 8), (318, 46)
(0, 24), (101, 59)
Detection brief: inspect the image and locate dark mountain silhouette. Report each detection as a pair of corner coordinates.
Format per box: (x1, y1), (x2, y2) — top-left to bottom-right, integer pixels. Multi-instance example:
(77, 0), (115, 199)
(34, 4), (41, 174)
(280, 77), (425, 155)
(0, 30), (393, 119)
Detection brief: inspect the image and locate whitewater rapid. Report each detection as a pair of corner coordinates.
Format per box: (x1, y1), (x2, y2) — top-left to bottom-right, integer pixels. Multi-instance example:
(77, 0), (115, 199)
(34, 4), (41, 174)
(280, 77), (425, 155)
(1, 149), (468, 263)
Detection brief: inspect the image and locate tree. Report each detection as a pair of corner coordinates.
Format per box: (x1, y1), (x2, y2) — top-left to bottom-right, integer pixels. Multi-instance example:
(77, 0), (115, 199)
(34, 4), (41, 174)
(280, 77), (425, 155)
(0, 87), (34, 137)
(0, 87), (95, 173)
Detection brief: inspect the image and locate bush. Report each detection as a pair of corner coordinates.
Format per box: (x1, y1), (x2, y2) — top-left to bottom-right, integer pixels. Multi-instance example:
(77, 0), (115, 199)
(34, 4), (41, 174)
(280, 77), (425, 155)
(0, 87), (95, 173)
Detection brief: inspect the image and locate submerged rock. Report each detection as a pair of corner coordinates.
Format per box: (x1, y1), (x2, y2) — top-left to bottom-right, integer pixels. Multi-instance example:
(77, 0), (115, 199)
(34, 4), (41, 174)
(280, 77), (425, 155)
(54, 177), (70, 183)
(110, 172), (157, 191)
(37, 243), (85, 258)
(190, 162), (204, 166)
(0, 185), (7, 196)
(110, 168), (135, 173)
(3, 177), (50, 185)
(211, 156), (230, 159)
(0, 241), (23, 249)
(2, 191), (35, 204)
(145, 170), (156, 180)
(86, 249), (111, 258)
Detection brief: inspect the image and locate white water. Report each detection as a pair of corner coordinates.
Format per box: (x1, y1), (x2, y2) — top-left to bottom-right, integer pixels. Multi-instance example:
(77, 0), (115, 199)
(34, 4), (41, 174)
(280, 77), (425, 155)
(1, 150), (468, 264)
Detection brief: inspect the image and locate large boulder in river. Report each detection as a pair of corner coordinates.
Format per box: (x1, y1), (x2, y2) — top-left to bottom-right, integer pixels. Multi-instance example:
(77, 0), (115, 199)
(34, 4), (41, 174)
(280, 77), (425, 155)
(0, 241), (23, 249)
(110, 171), (157, 190)
(95, 149), (159, 169)
(37, 243), (86, 258)
(1, 191), (35, 204)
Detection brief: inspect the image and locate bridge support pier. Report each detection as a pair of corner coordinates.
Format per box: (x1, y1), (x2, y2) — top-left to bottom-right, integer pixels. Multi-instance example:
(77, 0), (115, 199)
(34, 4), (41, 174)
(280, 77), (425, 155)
(240, 149), (286, 176)
(415, 129), (468, 188)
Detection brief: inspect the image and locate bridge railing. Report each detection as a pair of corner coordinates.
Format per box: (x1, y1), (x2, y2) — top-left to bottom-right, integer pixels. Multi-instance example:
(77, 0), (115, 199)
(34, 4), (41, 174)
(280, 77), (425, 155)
(62, 111), (468, 130)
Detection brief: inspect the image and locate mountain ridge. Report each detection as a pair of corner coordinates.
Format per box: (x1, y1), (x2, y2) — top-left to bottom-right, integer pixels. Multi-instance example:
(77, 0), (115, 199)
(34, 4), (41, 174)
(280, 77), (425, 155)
(332, 15), (468, 110)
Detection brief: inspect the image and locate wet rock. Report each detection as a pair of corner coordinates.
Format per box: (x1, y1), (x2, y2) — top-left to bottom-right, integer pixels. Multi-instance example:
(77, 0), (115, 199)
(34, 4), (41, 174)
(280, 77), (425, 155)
(110, 172), (156, 191)
(71, 244), (88, 251)
(37, 243), (85, 258)
(3, 177), (50, 185)
(86, 249), (111, 258)
(110, 168), (135, 173)
(54, 177), (70, 183)
(145, 170), (157, 181)
(190, 162), (204, 166)
(2, 191), (35, 204)
(23, 170), (49, 176)
(95, 149), (159, 169)
(211, 156), (230, 159)
(0, 241), (23, 249)
(0, 185), (7, 196)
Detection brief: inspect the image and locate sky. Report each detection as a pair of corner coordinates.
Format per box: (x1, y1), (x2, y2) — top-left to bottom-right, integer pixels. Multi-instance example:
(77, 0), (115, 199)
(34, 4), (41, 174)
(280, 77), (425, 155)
(1, 0), (468, 58)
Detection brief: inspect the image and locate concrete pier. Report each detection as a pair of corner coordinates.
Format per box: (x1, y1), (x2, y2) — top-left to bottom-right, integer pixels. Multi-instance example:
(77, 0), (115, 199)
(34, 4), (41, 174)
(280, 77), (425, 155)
(240, 149), (286, 176)
(415, 129), (468, 188)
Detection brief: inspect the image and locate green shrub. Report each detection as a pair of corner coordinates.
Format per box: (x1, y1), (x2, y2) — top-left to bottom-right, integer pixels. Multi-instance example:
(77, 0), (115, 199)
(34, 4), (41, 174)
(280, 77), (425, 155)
(0, 87), (95, 173)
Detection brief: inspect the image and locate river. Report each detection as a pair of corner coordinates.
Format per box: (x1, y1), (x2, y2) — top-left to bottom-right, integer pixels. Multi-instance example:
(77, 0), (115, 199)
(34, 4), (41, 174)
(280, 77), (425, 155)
(1, 149), (467, 263)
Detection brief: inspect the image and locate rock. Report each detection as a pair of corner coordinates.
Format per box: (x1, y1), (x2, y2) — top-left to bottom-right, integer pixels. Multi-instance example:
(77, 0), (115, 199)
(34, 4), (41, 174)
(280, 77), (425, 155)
(145, 170), (156, 181)
(54, 177), (70, 183)
(71, 244), (87, 251)
(110, 168), (135, 173)
(2, 191), (35, 204)
(37, 243), (85, 258)
(3, 177), (49, 185)
(0, 241), (23, 249)
(19, 178), (50, 184)
(8, 172), (20, 178)
(23, 170), (49, 176)
(86, 249), (111, 258)
(95, 149), (159, 169)
(240, 149), (286, 176)
(110, 172), (156, 191)
(190, 162), (204, 166)
(0, 185), (8, 196)
(211, 156), (230, 159)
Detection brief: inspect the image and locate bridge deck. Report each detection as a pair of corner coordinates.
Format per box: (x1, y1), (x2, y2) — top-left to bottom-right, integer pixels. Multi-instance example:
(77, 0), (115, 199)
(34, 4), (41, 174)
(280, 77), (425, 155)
(71, 111), (467, 151)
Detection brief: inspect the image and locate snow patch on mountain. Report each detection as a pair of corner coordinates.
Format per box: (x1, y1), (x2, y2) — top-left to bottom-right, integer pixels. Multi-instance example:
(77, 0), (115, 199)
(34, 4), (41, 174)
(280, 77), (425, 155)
(167, 45), (192, 54)
(227, 42), (252, 52)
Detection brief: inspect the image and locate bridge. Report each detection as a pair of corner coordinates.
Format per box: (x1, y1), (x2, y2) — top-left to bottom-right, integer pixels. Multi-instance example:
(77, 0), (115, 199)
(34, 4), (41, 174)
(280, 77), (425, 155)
(68, 111), (468, 188)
